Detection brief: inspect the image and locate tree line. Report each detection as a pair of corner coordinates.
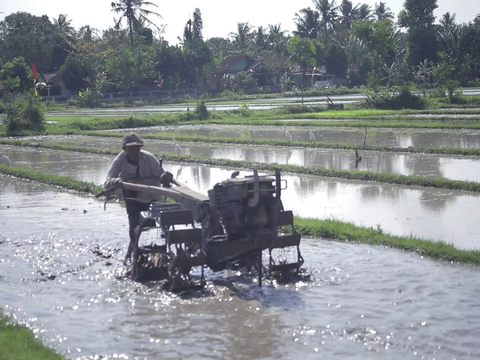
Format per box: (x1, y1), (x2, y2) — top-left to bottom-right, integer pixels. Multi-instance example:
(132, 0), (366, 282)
(0, 0), (479, 101)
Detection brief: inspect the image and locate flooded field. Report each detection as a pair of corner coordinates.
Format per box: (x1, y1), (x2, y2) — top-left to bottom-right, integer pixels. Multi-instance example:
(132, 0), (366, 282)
(126, 124), (480, 149)
(1, 179), (480, 359)
(10, 135), (480, 182)
(1, 145), (480, 250)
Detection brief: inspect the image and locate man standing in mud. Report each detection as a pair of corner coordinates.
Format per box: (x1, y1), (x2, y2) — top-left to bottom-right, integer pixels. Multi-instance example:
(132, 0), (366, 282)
(104, 132), (178, 265)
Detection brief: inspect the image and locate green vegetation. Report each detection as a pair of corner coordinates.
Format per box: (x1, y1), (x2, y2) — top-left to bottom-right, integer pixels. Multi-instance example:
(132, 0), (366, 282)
(0, 312), (65, 360)
(295, 218), (480, 265)
(2, 141), (480, 193)
(2, 107), (474, 137)
(0, 164), (102, 194)
(1, 166), (479, 265)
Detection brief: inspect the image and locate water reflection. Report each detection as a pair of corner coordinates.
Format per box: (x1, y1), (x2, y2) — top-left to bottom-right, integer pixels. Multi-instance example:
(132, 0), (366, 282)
(13, 136), (480, 182)
(133, 125), (480, 149)
(1, 145), (480, 249)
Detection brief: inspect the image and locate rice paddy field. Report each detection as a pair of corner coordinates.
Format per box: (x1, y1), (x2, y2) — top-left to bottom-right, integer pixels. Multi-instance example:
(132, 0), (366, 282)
(1, 104), (480, 359)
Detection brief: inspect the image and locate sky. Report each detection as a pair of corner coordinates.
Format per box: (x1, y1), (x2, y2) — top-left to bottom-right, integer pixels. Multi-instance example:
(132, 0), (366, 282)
(0, 0), (478, 45)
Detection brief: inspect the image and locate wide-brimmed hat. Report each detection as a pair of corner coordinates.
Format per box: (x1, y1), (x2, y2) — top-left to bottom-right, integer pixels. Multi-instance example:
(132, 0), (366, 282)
(122, 132), (144, 147)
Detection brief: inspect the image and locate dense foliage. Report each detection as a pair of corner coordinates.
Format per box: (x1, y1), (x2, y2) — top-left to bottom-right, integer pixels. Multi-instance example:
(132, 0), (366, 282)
(0, 0), (479, 108)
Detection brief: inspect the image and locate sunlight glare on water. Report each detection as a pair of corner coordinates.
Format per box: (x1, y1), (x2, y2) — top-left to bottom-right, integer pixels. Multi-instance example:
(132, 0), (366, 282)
(0, 177), (479, 359)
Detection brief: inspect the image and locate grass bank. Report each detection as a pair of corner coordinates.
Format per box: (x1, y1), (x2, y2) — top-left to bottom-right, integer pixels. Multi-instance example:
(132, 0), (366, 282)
(1, 166), (479, 265)
(2, 141), (480, 192)
(0, 312), (65, 360)
(0, 164), (102, 194)
(40, 114), (480, 134)
(294, 218), (480, 265)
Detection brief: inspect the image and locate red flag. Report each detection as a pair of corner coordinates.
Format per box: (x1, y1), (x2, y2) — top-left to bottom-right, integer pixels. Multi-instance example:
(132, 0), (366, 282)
(31, 63), (37, 79)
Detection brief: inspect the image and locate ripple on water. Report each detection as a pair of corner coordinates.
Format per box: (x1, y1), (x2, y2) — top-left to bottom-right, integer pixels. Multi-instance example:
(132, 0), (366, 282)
(0, 180), (480, 359)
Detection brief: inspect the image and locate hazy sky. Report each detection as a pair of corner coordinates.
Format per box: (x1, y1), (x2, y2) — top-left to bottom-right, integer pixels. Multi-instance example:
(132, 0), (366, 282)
(0, 0), (478, 44)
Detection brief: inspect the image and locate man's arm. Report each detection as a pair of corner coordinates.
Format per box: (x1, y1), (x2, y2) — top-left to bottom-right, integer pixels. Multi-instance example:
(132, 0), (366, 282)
(104, 153), (123, 188)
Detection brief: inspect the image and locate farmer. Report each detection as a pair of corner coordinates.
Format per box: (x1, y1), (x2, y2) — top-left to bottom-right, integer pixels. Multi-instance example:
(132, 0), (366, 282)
(104, 131), (178, 265)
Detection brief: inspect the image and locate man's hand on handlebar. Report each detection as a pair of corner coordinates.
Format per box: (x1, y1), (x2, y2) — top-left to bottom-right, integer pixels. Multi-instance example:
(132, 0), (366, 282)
(160, 172), (175, 188)
(112, 178), (123, 189)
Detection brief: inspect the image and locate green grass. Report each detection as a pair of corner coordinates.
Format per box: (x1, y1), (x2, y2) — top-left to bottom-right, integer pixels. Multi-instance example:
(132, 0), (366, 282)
(0, 312), (65, 360)
(38, 113), (480, 133)
(0, 106), (472, 136)
(1, 166), (479, 265)
(0, 164), (102, 194)
(2, 140), (480, 193)
(295, 218), (480, 265)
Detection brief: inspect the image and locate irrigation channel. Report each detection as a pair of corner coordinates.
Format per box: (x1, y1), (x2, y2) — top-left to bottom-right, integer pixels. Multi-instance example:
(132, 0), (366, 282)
(1, 144), (480, 250)
(1, 164), (480, 359)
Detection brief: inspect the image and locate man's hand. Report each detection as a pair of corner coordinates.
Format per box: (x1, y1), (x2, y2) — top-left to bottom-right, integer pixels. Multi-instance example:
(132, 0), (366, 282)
(160, 172), (174, 188)
(112, 178), (123, 189)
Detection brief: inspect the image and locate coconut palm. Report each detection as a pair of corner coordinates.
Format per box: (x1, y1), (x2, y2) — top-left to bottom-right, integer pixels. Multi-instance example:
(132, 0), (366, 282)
(357, 4), (373, 21)
(374, 2), (394, 21)
(313, 0), (338, 39)
(254, 26), (268, 56)
(230, 22), (254, 54)
(111, 0), (162, 55)
(293, 8), (320, 39)
(267, 24), (288, 53)
(338, 0), (359, 30)
(53, 14), (75, 37)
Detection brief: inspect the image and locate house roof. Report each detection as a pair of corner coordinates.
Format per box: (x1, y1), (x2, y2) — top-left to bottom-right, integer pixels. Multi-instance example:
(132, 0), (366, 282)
(218, 54), (254, 72)
(218, 54), (274, 75)
(249, 60), (268, 70)
(40, 73), (61, 83)
(290, 65), (327, 76)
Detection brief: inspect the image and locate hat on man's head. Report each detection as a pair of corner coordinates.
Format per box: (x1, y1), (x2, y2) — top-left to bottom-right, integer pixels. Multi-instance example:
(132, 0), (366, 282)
(122, 132), (144, 147)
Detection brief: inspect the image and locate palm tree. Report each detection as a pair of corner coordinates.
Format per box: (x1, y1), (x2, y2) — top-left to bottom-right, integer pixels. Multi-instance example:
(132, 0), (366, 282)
(338, 0), (359, 30)
(374, 2), (394, 21)
(53, 14), (75, 37)
(267, 24), (288, 53)
(313, 0), (338, 40)
(253, 26), (268, 56)
(357, 4), (373, 21)
(111, 0), (162, 55)
(439, 12), (457, 33)
(230, 22), (254, 54)
(293, 8), (320, 39)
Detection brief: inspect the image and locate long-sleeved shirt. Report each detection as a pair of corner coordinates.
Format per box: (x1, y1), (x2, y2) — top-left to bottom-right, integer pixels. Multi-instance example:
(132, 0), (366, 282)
(104, 149), (164, 202)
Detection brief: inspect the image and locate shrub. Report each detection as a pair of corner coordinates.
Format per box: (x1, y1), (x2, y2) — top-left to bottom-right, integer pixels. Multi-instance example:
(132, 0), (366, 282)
(195, 101), (209, 120)
(445, 80), (460, 100)
(467, 79), (480, 87)
(238, 103), (251, 117)
(364, 85), (426, 110)
(22, 92), (45, 131)
(1, 92), (45, 134)
(430, 86), (447, 99)
(66, 98), (78, 107)
(277, 104), (326, 114)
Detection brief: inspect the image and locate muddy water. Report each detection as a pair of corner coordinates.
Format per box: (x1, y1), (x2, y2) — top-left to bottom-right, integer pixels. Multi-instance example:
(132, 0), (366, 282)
(130, 124), (480, 149)
(14, 135), (480, 182)
(1, 145), (480, 250)
(1, 178), (480, 360)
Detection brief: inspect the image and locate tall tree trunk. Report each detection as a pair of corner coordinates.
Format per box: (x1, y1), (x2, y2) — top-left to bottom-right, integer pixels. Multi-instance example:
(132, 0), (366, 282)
(129, 21), (135, 56)
(301, 70), (305, 105)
